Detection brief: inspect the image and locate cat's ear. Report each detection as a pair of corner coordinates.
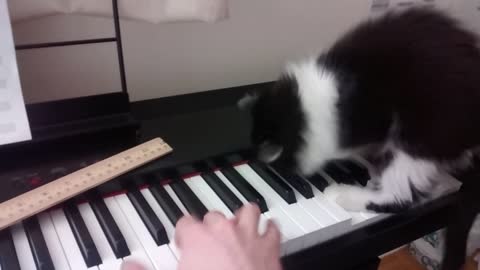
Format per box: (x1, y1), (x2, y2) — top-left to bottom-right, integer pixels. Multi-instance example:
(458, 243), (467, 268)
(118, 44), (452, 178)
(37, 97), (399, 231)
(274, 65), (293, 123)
(237, 92), (258, 110)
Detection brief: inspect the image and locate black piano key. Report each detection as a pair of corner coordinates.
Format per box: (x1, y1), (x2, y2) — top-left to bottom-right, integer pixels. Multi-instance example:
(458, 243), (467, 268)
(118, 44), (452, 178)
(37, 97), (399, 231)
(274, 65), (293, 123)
(306, 173), (330, 192)
(220, 166), (268, 212)
(170, 179), (209, 220)
(269, 164), (314, 199)
(64, 203), (102, 267)
(150, 183), (184, 225)
(0, 229), (20, 270)
(202, 172), (243, 212)
(90, 197), (130, 258)
(127, 188), (169, 246)
(323, 161), (357, 185)
(337, 159), (370, 186)
(23, 217), (55, 270)
(249, 161), (297, 204)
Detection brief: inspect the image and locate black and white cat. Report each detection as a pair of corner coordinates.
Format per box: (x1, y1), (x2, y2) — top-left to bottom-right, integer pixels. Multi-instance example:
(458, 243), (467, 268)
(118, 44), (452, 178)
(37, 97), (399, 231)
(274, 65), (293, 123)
(239, 7), (480, 270)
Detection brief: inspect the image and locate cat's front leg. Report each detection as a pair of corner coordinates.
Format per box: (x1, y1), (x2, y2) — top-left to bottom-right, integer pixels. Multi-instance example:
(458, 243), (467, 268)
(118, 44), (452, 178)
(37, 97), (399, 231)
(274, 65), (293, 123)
(324, 150), (438, 213)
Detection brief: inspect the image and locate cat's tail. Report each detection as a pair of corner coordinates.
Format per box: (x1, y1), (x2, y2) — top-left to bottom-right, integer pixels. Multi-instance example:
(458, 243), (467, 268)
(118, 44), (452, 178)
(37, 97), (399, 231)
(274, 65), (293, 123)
(441, 159), (480, 270)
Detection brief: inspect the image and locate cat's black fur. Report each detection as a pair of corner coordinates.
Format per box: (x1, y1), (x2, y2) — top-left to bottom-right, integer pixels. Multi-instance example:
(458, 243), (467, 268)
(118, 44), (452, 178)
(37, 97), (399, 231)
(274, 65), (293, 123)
(242, 8), (480, 270)
(321, 8), (480, 161)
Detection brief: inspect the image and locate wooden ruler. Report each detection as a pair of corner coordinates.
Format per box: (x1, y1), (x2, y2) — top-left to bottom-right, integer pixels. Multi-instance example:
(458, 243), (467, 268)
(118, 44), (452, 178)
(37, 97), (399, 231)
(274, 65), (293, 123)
(0, 137), (173, 230)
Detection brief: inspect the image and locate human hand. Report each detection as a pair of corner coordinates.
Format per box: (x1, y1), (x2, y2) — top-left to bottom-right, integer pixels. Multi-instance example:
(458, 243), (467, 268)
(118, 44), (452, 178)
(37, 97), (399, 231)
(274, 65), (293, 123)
(120, 260), (145, 270)
(120, 203), (282, 270)
(175, 203), (282, 270)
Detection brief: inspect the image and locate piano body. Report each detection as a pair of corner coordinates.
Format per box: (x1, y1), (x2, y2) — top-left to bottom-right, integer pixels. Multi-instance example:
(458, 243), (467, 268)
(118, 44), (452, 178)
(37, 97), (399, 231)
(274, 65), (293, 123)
(0, 82), (465, 270)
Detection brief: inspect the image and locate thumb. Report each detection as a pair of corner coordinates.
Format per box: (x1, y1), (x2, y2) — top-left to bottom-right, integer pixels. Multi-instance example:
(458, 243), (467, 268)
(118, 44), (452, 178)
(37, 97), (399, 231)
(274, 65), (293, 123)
(121, 260), (145, 270)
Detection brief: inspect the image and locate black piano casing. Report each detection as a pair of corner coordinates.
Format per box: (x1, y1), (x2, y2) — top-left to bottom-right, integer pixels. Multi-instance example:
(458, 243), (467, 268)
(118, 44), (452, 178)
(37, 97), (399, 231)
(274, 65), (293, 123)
(0, 82), (461, 270)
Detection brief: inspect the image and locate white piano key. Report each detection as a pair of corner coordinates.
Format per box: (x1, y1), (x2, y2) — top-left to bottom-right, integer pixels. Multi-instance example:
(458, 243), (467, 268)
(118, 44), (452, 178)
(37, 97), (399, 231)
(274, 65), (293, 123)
(78, 203), (123, 270)
(185, 176), (234, 218)
(361, 212), (379, 219)
(114, 194), (178, 270)
(215, 171), (284, 238)
(236, 166), (322, 222)
(346, 157), (382, 223)
(317, 164), (379, 224)
(309, 182), (366, 225)
(271, 173), (339, 228)
(38, 212), (71, 270)
(306, 182), (352, 227)
(305, 171), (352, 222)
(214, 171), (249, 204)
(295, 193), (337, 227)
(184, 175), (287, 251)
(164, 184), (189, 215)
(351, 212), (380, 225)
(49, 209), (94, 270)
(234, 164), (310, 254)
(215, 171), (282, 232)
(11, 223), (36, 270)
(237, 164), (322, 232)
(140, 188), (180, 259)
(104, 197), (156, 270)
(215, 170), (287, 252)
(288, 188), (341, 247)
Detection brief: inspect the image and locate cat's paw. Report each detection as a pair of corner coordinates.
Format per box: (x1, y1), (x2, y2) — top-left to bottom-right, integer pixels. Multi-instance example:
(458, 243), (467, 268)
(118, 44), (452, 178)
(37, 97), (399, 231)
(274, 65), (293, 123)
(323, 183), (342, 202)
(324, 184), (371, 212)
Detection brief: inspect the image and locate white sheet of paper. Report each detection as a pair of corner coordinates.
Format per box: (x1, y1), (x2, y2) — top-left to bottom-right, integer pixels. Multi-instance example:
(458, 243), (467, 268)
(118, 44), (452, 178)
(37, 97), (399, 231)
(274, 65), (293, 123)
(0, 0), (31, 145)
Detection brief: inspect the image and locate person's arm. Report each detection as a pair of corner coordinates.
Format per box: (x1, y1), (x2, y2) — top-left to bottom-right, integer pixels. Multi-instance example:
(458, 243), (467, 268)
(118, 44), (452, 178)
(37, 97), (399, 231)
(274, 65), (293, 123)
(121, 203), (282, 270)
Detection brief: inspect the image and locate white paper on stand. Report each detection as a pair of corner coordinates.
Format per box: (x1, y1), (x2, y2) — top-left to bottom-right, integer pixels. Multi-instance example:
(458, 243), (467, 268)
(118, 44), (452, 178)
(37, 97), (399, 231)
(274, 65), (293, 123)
(0, 0), (32, 146)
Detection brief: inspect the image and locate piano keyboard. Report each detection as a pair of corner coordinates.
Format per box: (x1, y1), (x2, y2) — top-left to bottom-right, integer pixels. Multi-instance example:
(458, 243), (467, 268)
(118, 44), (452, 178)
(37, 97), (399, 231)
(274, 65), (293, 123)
(0, 154), (460, 270)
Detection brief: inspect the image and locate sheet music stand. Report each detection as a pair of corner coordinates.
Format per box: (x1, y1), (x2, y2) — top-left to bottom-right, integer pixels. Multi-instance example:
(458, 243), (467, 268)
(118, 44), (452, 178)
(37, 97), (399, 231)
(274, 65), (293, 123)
(0, 0), (140, 158)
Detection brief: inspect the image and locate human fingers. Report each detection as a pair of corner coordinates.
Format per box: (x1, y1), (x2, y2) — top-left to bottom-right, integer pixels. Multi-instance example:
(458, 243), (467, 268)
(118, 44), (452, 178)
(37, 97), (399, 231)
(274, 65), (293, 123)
(121, 260), (145, 270)
(203, 211), (227, 227)
(203, 210), (240, 237)
(262, 219), (281, 248)
(235, 203), (261, 236)
(175, 215), (202, 248)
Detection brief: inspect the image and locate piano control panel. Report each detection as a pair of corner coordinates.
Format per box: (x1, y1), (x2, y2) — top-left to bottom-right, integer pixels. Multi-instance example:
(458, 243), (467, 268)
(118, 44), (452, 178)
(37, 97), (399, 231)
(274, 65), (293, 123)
(0, 138), (173, 230)
(8, 162), (91, 192)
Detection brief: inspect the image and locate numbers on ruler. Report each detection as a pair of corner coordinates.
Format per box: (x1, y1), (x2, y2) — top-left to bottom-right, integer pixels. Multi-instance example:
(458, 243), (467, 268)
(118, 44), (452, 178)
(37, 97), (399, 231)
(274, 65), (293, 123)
(0, 139), (172, 229)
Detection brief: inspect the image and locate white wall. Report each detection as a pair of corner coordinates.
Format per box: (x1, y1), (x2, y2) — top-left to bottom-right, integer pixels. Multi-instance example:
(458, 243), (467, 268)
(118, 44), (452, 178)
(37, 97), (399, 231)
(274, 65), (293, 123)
(10, 1), (373, 103)
(9, 0), (480, 104)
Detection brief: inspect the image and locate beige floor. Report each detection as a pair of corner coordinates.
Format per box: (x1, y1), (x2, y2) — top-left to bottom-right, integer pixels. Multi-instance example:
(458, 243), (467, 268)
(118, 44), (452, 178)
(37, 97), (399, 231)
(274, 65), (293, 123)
(379, 248), (477, 270)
